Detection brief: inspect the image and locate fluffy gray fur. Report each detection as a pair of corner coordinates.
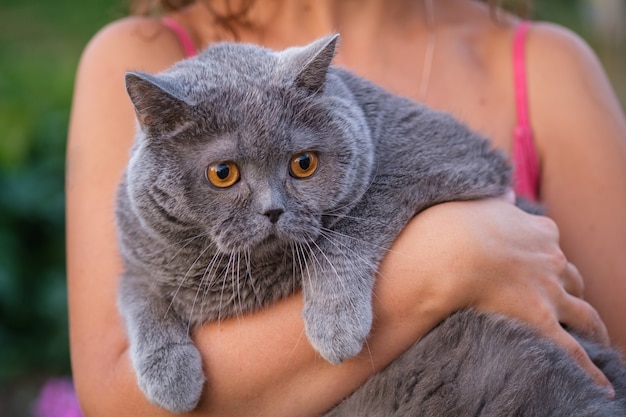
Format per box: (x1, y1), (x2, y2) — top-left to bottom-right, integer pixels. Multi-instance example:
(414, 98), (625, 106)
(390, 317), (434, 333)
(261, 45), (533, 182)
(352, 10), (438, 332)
(117, 35), (626, 414)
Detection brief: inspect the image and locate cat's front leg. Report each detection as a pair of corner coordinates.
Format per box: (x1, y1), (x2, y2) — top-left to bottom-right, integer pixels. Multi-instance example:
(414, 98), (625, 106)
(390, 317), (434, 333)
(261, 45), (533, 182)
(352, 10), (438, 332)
(301, 231), (379, 364)
(118, 276), (204, 413)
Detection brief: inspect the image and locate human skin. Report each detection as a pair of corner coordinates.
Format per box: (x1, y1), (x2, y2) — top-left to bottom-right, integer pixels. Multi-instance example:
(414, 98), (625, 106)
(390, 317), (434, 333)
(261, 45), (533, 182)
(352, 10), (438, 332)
(66, 0), (625, 416)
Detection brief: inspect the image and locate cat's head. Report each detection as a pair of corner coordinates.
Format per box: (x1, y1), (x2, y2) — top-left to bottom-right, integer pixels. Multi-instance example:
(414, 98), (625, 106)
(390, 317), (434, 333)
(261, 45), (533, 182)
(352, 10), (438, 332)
(123, 35), (373, 256)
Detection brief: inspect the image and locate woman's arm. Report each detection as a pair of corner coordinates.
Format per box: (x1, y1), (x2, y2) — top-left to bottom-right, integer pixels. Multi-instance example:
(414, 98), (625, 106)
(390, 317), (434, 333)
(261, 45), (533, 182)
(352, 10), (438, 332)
(65, 16), (190, 416)
(66, 18), (610, 417)
(190, 199), (612, 417)
(528, 23), (626, 352)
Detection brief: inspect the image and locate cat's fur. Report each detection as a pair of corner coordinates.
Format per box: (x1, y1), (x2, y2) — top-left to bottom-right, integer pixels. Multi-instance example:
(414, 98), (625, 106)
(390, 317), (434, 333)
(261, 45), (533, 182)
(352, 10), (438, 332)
(117, 35), (626, 415)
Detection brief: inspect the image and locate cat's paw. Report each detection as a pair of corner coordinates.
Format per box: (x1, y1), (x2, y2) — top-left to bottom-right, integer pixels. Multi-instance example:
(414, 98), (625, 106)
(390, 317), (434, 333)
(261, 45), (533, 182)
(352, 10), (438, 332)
(302, 299), (373, 364)
(134, 342), (205, 413)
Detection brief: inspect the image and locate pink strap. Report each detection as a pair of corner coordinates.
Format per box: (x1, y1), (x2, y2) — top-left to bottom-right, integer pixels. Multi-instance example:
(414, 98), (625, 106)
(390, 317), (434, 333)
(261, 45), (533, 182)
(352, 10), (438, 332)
(162, 17), (197, 58)
(512, 21), (540, 201)
(513, 22), (531, 130)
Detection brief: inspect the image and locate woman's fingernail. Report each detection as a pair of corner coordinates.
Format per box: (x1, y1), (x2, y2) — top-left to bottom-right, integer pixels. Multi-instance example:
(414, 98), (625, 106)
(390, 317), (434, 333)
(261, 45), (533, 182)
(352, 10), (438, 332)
(606, 385), (615, 400)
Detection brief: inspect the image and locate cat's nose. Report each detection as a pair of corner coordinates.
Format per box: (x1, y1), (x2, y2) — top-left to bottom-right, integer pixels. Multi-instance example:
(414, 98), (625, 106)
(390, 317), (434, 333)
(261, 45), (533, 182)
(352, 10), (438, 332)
(263, 208), (284, 224)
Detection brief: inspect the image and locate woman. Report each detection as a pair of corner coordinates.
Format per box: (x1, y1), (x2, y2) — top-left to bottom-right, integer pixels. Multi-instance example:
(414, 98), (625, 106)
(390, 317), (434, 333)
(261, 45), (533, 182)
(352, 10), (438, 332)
(66, 0), (626, 415)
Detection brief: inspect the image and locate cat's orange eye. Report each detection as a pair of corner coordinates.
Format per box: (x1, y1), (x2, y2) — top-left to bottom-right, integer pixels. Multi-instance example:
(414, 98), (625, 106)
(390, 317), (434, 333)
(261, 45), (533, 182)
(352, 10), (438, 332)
(206, 161), (240, 188)
(289, 152), (319, 179)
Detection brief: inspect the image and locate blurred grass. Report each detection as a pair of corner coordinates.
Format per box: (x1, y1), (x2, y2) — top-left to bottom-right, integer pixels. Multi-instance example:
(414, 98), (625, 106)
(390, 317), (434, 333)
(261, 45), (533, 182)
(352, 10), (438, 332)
(0, 1), (623, 416)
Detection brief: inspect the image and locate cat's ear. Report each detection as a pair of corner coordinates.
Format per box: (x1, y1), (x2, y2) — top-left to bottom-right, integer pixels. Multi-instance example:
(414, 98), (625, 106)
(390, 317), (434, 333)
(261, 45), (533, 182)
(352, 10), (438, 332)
(125, 71), (192, 136)
(282, 34), (339, 95)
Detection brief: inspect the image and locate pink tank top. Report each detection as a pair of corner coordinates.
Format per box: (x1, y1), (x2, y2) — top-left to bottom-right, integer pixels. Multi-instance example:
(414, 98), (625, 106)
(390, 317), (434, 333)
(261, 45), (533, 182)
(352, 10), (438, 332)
(512, 22), (540, 201)
(162, 18), (197, 58)
(161, 19), (540, 201)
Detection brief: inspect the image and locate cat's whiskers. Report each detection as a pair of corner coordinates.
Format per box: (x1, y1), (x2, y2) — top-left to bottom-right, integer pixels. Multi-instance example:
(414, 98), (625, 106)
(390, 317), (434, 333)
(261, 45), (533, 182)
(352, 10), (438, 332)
(162, 231), (214, 264)
(318, 228), (380, 273)
(164, 239), (217, 321)
(319, 227), (406, 305)
(140, 229), (213, 261)
(311, 234), (379, 340)
(319, 226), (385, 249)
(289, 243), (299, 297)
(320, 212), (370, 222)
(316, 230), (378, 280)
(321, 225), (420, 263)
(318, 228), (421, 315)
(234, 250), (245, 322)
(362, 339), (376, 373)
(306, 238), (363, 314)
(296, 240), (318, 296)
(294, 241), (313, 295)
(184, 243), (223, 331)
(286, 307), (309, 364)
(243, 248), (264, 309)
(198, 250), (228, 318)
(187, 280), (204, 333)
(217, 250), (238, 326)
(284, 243), (310, 356)
(300, 239), (322, 286)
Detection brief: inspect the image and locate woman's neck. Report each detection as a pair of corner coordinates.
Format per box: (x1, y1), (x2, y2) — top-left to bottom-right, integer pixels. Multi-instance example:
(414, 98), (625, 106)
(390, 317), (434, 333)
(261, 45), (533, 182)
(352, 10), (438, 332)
(185, 0), (455, 49)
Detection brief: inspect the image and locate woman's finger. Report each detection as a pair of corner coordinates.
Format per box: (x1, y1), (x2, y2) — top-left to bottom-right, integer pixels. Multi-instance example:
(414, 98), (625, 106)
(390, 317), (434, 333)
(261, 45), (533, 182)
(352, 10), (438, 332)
(499, 189), (516, 204)
(549, 324), (614, 398)
(561, 262), (585, 298)
(558, 293), (610, 346)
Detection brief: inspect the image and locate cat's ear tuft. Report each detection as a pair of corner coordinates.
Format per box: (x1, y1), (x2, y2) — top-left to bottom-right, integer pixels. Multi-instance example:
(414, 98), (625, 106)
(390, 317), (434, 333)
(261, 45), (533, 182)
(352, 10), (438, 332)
(286, 34), (339, 95)
(125, 71), (192, 136)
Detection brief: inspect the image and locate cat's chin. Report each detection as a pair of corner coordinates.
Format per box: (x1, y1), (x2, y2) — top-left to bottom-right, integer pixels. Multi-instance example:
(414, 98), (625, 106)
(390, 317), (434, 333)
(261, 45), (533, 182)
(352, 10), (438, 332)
(253, 234), (289, 255)
(216, 233), (292, 257)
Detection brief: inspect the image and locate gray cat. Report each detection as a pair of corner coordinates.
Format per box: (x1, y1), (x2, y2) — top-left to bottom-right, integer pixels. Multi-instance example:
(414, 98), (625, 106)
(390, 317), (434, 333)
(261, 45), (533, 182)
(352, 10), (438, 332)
(117, 35), (626, 415)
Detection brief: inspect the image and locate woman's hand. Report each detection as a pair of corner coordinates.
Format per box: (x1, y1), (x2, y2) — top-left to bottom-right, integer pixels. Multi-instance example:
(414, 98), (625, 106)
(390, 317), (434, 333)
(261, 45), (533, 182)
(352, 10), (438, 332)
(389, 198), (612, 392)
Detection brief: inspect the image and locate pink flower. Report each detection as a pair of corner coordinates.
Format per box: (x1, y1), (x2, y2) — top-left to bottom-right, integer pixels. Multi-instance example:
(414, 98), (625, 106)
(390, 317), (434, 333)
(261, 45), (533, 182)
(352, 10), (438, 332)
(33, 377), (83, 417)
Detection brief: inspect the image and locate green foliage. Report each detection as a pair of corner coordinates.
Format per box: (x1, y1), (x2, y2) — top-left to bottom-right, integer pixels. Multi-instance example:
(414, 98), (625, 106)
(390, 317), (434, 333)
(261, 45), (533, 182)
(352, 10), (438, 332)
(0, 0), (124, 394)
(0, 2), (126, 415)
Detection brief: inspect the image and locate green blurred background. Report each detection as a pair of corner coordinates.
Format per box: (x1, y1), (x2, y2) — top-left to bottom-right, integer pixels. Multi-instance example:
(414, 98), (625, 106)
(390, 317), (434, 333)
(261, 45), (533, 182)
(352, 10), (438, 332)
(0, 0), (624, 416)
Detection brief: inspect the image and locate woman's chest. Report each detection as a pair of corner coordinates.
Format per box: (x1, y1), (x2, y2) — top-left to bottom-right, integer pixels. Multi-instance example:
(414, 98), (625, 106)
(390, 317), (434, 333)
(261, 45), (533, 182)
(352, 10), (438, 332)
(336, 43), (518, 155)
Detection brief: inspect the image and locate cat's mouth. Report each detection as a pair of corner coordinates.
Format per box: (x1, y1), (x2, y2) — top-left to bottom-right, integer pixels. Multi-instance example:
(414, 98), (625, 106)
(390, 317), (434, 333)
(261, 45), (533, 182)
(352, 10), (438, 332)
(258, 232), (281, 246)
(213, 215), (320, 255)
(213, 229), (283, 255)
(218, 229), (313, 257)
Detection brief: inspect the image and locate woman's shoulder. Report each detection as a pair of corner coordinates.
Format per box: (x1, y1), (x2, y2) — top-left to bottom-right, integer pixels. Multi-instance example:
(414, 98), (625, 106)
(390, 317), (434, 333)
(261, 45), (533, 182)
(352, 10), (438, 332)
(69, 16), (191, 173)
(524, 21), (620, 132)
(475, 14), (600, 78)
(523, 21), (626, 192)
(526, 21), (604, 77)
(78, 15), (188, 76)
